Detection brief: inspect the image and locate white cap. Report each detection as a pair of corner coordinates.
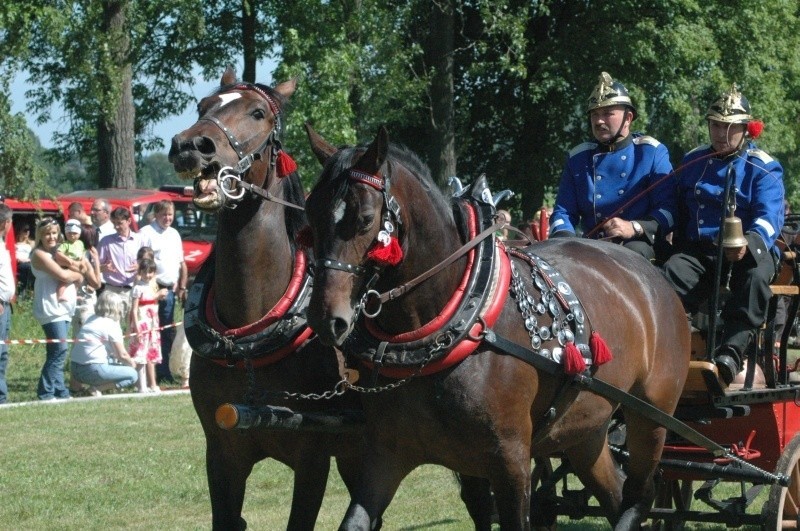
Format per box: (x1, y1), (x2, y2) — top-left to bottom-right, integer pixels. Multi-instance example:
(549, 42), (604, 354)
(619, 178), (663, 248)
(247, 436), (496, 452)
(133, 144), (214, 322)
(65, 219), (82, 234)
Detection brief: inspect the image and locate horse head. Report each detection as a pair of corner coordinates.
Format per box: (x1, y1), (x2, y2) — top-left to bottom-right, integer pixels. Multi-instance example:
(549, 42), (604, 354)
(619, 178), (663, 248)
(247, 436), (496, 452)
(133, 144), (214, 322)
(305, 125), (462, 347)
(168, 66), (297, 213)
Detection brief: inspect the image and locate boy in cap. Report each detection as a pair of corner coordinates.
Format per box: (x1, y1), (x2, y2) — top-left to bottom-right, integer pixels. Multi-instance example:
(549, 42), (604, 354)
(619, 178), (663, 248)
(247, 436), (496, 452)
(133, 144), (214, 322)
(54, 218), (87, 301)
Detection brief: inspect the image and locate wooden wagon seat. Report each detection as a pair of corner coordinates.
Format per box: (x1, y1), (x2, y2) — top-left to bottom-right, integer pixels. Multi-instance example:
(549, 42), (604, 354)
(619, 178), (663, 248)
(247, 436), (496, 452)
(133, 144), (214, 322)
(682, 249), (800, 398)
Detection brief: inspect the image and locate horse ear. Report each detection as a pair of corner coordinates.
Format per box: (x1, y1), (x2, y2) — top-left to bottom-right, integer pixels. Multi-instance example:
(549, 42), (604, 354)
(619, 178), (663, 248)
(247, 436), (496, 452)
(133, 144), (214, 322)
(274, 78), (297, 100)
(305, 122), (337, 165)
(354, 126), (389, 174)
(221, 66), (237, 86)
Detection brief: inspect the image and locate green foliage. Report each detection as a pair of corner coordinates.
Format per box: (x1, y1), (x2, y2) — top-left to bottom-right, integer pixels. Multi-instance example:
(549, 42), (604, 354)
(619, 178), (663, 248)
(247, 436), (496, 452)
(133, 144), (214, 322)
(0, 80), (50, 198)
(2, 0), (800, 216)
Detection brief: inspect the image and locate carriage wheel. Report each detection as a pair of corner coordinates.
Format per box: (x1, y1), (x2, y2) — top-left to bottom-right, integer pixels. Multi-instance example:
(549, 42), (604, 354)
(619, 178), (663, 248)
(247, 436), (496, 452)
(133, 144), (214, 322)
(650, 478), (692, 531)
(530, 457), (557, 530)
(763, 432), (800, 529)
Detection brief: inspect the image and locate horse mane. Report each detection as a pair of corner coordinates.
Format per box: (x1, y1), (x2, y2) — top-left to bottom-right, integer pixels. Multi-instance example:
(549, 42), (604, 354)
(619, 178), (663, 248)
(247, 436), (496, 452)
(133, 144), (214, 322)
(281, 172), (308, 249)
(320, 142), (457, 231)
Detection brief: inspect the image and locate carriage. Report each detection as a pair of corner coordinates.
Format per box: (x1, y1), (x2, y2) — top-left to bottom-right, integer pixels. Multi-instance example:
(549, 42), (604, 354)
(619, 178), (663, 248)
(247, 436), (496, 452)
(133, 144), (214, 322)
(170, 70), (800, 530)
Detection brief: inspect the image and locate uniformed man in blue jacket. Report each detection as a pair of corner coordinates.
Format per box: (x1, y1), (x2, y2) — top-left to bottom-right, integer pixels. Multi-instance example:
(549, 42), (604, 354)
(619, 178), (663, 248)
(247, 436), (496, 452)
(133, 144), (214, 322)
(662, 85), (785, 386)
(550, 72), (676, 261)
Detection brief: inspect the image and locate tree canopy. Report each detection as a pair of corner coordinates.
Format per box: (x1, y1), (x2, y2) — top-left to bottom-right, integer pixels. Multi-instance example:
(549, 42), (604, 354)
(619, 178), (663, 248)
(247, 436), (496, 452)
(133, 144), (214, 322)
(1, 0), (799, 222)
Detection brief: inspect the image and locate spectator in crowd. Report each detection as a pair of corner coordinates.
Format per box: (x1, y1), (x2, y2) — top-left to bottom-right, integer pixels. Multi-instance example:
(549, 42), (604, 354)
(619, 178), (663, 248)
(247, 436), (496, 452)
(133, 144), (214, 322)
(662, 84), (784, 386)
(0, 204), (15, 404)
(54, 219), (86, 302)
(31, 217), (84, 400)
(70, 290), (138, 397)
(550, 72), (676, 262)
(128, 257), (166, 393)
(97, 207), (143, 316)
(496, 210), (512, 241)
(91, 199), (115, 242)
(67, 223), (104, 395)
(68, 201), (92, 226)
(72, 224), (103, 331)
(139, 200), (188, 384)
(15, 222), (35, 296)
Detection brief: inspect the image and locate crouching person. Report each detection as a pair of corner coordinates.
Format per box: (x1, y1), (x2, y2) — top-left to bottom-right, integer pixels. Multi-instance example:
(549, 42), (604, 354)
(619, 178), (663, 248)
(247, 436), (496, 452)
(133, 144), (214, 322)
(70, 290), (138, 396)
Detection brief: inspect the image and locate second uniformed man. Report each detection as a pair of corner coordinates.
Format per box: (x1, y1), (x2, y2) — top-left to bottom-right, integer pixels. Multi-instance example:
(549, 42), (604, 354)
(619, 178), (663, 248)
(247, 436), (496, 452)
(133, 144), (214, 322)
(662, 84), (785, 386)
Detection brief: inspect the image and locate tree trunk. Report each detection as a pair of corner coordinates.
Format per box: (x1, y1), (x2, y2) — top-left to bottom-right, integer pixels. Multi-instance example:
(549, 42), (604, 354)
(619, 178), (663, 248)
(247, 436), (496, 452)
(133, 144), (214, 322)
(241, 0), (257, 83)
(424, 0), (456, 188)
(98, 0), (136, 189)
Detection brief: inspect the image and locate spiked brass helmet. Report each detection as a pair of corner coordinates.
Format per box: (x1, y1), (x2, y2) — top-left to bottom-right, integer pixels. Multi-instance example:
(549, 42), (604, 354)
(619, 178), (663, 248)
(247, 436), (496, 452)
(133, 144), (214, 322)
(586, 72), (637, 119)
(706, 84), (752, 124)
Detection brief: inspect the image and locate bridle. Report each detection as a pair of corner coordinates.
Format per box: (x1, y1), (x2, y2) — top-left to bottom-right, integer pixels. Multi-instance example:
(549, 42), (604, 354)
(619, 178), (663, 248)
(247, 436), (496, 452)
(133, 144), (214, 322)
(199, 83), (303, 211)
(314, 163), (402, 317)
(313, 163), (502, 320)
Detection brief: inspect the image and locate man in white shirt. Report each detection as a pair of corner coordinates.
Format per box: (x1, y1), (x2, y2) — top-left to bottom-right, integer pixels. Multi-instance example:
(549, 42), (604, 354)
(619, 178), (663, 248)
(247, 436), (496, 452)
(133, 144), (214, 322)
(0, 204), (16, 403)
(140, 200), (188, 384)
(91, 199), (115, 242)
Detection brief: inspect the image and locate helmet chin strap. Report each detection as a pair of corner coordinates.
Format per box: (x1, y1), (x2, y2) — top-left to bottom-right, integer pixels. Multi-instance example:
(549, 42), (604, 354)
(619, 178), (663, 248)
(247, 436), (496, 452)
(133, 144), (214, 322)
(596, 109), (632, 146)
(714, 121), (746, 158)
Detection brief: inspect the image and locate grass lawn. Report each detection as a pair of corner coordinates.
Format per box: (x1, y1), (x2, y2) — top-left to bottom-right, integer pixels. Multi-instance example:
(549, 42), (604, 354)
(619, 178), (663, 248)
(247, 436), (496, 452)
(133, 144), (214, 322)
(0, 296), (784, 529)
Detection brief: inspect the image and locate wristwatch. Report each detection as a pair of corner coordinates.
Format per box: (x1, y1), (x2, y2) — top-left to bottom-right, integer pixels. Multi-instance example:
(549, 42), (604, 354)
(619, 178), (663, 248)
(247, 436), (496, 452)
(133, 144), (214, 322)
(631, 221), (644, 238)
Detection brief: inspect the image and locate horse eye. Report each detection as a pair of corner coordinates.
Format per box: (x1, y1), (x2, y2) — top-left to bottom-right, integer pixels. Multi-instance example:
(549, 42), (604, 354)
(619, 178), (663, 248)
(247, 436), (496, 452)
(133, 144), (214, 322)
(358, 214), (375, 234)
(251, 109), (266, 120)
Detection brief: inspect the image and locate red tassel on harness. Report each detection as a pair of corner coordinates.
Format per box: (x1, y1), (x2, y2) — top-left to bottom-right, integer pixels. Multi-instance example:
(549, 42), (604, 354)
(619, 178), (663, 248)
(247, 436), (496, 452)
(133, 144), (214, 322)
(589, 331), (613, 365)
(747, 120), (764, 139)
(276, 150), (298, 178)
(367, 236), (403, 266)
(296, 226), (314, 248)
(563, 341), (586, 374)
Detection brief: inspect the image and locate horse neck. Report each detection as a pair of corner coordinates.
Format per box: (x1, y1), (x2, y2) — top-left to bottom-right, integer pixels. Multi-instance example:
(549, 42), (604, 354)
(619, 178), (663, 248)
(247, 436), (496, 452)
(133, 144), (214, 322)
(213, 192), (294, 328)
(374, 186), (465, 333)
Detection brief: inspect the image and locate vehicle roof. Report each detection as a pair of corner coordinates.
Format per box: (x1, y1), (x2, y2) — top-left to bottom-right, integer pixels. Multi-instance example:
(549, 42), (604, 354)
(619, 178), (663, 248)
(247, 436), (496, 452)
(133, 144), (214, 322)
(59, 188), (176, 203)
(5, 198), (63, 213)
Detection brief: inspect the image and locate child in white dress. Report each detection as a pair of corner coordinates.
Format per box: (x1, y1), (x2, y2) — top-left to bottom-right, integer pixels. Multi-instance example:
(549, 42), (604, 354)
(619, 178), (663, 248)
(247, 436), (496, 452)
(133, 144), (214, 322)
(127, 258), (166, 393)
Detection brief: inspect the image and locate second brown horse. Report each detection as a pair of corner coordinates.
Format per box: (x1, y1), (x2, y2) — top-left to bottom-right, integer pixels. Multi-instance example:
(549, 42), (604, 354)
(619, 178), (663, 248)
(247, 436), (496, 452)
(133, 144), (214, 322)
(303, 125), (691, 530)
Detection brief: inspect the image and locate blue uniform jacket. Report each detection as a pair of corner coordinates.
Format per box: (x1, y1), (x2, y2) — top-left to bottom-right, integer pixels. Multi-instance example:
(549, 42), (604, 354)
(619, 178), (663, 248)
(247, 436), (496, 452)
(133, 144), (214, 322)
(676, 142), (784, 258)
(550, 133), (676, 238)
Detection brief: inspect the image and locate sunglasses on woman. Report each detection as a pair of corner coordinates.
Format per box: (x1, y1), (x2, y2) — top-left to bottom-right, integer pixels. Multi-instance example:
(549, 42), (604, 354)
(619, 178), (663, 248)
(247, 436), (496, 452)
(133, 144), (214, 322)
(37, 217), (59, 229)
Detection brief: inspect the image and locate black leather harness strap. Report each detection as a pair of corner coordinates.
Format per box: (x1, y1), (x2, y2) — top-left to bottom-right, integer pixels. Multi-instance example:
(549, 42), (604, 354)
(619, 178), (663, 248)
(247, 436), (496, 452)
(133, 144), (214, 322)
(482, 329), (729, 458)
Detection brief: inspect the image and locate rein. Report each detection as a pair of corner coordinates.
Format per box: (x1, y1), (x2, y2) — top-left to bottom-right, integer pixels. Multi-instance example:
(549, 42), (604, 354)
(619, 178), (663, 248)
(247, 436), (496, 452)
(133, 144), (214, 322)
(364, 220), (504, 311)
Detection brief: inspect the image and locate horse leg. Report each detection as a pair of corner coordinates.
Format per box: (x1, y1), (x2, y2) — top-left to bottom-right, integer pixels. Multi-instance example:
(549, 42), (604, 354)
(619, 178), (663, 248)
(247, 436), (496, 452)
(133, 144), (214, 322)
(614, 412), (665, 530)
(458, 474), (494, 531)
(487, 452), (533, 530)
(205, 438), (254, 531)
(563, 431), (624, 525)
(339, 450), (414, 531)
(287, 448), (332, 531)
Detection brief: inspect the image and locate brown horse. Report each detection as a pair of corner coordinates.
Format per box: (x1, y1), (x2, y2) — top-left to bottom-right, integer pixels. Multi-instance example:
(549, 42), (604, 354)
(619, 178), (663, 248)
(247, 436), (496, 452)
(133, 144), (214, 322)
(303, 125), (691, 530)
(167, 68), (365, 530)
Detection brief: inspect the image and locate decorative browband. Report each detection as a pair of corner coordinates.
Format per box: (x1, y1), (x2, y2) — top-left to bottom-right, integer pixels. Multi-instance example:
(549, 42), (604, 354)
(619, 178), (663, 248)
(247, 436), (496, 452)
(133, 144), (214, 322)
(349, 169), (384, 190)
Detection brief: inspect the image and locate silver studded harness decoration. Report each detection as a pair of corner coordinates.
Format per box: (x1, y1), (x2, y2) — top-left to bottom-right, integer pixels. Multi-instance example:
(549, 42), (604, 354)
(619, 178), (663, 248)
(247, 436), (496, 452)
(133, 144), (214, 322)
(507, 247), (593, 367)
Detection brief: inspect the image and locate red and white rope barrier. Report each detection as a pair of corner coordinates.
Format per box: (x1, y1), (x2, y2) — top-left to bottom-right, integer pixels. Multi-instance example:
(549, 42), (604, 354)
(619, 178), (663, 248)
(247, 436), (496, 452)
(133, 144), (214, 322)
(1, 320), (184, 345)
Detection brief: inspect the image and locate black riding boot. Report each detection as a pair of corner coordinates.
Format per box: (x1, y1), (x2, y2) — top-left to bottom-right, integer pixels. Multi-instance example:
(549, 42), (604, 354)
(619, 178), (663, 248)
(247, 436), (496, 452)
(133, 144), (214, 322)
(715, 324), (753, 385)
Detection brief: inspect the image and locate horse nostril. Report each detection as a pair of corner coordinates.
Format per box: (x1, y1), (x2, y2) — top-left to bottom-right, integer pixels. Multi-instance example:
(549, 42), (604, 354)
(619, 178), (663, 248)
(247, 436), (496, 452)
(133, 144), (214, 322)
(193, 136), (217, 156)
(167, 135), (182, 161)
(331, 317), (350, 343)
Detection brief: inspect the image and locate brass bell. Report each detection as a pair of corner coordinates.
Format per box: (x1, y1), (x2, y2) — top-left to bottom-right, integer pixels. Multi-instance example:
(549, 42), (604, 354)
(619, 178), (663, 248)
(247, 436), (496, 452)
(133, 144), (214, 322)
(721, 216), (748, 248)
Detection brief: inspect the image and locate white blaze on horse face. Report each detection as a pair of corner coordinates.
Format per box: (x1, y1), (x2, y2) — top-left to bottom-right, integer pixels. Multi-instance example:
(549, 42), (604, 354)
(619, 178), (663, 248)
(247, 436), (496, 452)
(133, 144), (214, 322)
(332, 198), (346, 225)
(218, 93), (242, 107)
